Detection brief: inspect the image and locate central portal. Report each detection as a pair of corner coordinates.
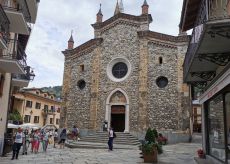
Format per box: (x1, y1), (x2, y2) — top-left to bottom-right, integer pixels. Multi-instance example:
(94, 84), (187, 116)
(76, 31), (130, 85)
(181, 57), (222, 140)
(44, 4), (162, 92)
(111, 105), (125, 132)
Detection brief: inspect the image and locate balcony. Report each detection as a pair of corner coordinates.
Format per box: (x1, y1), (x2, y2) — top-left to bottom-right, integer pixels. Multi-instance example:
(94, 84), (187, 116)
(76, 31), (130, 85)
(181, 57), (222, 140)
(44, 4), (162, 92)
(1, 0), (31, 35)
(0, 4), (10, 49)
(42, 109), (56, 116)
(12, 66), (35, 87)
(26, 0), (39, 24)
(0, 39), (27, 74)
(183, 0), (230, 84)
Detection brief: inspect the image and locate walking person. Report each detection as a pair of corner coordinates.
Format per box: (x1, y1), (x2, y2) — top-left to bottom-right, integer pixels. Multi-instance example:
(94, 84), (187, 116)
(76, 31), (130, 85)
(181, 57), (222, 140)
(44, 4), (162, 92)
(22, 129), (29, 155)
(59, 128), (67, 149)
(41, 130), (49, 152)
(53, 129), (58, 148)
(11, 128), (24, 160)
(33, 129), (40, 153)
(108, 127), (114, 151)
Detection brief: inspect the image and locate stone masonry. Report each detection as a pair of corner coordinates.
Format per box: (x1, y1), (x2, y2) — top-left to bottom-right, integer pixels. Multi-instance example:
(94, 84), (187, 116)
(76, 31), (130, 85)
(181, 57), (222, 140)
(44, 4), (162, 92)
(61, 3), (191, 139)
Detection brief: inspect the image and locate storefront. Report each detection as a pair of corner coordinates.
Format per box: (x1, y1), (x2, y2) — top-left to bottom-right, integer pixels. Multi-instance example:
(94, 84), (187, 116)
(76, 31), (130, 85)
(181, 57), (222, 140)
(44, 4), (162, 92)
(200, 69), (230, 163)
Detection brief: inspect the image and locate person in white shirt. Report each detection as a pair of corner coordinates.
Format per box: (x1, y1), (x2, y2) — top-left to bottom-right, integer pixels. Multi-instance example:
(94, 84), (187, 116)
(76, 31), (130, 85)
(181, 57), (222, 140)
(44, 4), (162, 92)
(108, 127), (114, 151)
(12, 128), (24, 160)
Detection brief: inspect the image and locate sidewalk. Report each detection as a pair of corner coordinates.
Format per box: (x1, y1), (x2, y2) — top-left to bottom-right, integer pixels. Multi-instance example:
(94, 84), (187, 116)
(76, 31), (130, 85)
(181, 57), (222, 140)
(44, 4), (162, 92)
(0, 142), (201, 164)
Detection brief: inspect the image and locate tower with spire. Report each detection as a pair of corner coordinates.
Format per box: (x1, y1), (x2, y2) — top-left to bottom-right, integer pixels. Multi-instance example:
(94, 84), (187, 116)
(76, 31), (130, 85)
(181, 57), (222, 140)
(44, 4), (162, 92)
(96, 4), (103, 23)
(142, 0), (149, 15)
(68, 31), (74, 50)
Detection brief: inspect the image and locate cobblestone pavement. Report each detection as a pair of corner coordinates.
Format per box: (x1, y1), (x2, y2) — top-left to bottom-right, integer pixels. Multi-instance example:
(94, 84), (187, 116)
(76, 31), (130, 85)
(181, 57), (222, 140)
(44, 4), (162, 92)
(0, 143), (201, 164)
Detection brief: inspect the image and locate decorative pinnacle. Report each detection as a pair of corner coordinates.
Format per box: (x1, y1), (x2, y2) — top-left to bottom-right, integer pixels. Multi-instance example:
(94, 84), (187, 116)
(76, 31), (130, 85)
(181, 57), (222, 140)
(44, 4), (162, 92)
(68, 30), (74, 42)
(114, 0), (120, 15)
(119, 0), (124, 13)
(97, 3), (103, 15)
(143, 0), (148, 6)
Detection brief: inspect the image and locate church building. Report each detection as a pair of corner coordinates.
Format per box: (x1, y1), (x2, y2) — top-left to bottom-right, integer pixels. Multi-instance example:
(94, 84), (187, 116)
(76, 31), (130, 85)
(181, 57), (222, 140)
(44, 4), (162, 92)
(61, 0), (191, 139)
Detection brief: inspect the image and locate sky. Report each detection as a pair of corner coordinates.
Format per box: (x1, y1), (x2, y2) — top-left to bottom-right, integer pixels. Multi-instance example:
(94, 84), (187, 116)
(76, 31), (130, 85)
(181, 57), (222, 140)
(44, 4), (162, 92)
(27, 0), (184, 88)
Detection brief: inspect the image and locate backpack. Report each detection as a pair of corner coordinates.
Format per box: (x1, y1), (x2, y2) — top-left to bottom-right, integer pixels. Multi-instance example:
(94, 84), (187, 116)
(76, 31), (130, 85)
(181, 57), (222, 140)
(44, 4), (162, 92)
(113, 132), (116, 138)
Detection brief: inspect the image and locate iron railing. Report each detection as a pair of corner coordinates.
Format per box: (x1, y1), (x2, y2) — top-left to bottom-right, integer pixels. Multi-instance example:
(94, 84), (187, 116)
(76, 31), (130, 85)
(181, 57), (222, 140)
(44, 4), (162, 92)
(12, 66), (34, 81)
(183, 0), (208, 81)
(12, 73), (30, 81)
(184, 0), (230, 81)
(1, 0), (31, 22)
(0, 39), (27, 69)
(0, 4), (10, 45)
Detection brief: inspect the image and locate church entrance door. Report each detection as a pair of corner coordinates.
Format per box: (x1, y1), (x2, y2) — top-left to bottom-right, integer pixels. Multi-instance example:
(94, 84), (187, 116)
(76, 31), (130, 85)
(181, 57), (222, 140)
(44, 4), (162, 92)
(111, 105), (125, 132)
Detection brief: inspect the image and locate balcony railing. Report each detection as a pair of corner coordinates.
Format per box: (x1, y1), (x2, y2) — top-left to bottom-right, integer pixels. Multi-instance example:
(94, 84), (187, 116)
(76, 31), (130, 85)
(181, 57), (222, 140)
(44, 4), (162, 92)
(183, 0), (207, 80)
(12, 73), (30, 81)
(0, 4), (10, 46)
(209, 0), (229, 20)
(42, 109), (56, 115)
(0, 39), (27, 68)
(2, 0), (31, 22)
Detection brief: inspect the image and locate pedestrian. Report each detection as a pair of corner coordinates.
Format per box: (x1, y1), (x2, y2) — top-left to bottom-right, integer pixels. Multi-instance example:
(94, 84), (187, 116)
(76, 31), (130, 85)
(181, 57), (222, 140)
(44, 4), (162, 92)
(53, 129), (58, 148)
(41, 130), (49, 152)
(33, 129), (40, 153)
(59, 128), (67, 149)
(11, 127), (24, 160)
(22, 129), (29, 155)
(71, 125), (79, 141)
(108, 127), (114, 151)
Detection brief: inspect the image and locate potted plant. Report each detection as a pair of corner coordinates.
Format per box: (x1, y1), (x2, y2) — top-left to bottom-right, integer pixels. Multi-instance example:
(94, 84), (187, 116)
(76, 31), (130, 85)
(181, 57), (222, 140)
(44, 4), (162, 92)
(142, 142), (158, 163)
(142, 128), (158, 163)
(197, 149), (205, 158)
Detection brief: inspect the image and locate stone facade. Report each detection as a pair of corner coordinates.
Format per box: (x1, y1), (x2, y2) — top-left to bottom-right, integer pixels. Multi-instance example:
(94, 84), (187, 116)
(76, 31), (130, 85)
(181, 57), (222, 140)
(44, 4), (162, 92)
(61, 6), (191, 138)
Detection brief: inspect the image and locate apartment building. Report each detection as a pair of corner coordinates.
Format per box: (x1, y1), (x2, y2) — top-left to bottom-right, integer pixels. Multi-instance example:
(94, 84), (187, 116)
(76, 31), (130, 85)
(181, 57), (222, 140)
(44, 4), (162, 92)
(13, 88), (61, 128)
(0, 0), (39, 155)
(180, 0), (230, 163)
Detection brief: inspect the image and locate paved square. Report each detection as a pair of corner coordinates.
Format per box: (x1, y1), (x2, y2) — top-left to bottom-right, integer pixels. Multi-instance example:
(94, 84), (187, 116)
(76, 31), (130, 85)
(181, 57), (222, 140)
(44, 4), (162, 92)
(0, 143), (201, 164)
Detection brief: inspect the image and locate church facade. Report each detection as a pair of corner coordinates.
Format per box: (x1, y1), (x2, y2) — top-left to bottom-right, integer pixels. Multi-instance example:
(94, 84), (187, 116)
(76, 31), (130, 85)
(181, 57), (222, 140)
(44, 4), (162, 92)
(61, 1), (191, 138)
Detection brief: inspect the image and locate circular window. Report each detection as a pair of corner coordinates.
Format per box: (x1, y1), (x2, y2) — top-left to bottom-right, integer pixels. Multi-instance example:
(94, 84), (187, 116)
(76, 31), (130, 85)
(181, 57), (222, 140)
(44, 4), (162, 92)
(156, 76), (168, 88)
(77, 80), (86, 90)
(112, 62), (128, 79)
(107, 57), (131, 82)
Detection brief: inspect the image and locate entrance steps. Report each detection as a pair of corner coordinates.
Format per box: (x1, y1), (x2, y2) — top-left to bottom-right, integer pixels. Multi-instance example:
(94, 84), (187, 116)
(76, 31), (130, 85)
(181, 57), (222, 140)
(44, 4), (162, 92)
(78, 131), (141, 146)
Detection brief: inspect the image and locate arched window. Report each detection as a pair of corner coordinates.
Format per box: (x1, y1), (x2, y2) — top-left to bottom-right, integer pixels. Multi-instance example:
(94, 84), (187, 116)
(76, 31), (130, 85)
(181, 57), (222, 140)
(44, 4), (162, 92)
(159, 57), (163, 64)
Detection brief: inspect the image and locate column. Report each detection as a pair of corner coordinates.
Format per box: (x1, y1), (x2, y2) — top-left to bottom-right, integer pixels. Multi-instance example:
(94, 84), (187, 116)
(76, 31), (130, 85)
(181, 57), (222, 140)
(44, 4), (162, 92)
(124, 104), (129, 133)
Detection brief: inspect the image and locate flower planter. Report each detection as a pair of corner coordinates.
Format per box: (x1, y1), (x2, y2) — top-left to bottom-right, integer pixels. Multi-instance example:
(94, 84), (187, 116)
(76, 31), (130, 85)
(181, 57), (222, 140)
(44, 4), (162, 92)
(198, 153), (205, 158)
(143, 146), (158, 163)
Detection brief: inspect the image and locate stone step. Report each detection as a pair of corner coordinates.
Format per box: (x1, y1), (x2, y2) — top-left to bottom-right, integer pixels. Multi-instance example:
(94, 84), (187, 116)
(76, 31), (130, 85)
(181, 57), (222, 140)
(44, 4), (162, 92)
(66, 141), (139, 149)
(76, 132), (140, 146)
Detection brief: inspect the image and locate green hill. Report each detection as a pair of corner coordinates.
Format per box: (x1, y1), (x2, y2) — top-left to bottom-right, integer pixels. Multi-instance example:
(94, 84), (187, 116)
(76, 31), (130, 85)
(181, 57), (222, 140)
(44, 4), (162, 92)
(41, 86), (62, 99)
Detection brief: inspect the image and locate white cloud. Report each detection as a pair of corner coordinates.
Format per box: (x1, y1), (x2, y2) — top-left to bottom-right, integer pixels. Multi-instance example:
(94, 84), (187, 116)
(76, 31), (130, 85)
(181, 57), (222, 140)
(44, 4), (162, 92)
(27, 0), (183, 88)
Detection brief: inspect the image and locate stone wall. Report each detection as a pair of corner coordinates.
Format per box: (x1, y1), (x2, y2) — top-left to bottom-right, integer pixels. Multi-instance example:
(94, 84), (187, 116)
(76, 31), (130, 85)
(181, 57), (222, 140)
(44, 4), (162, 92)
(61, 16), (190, 136)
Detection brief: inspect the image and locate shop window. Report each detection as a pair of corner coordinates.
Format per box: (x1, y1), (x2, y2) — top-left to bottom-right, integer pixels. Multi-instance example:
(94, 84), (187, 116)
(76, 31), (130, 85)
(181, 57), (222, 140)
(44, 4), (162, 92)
(26, 101), (33, 108)
(208, 95), (225, 161)
(34, 116), (39, 123)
